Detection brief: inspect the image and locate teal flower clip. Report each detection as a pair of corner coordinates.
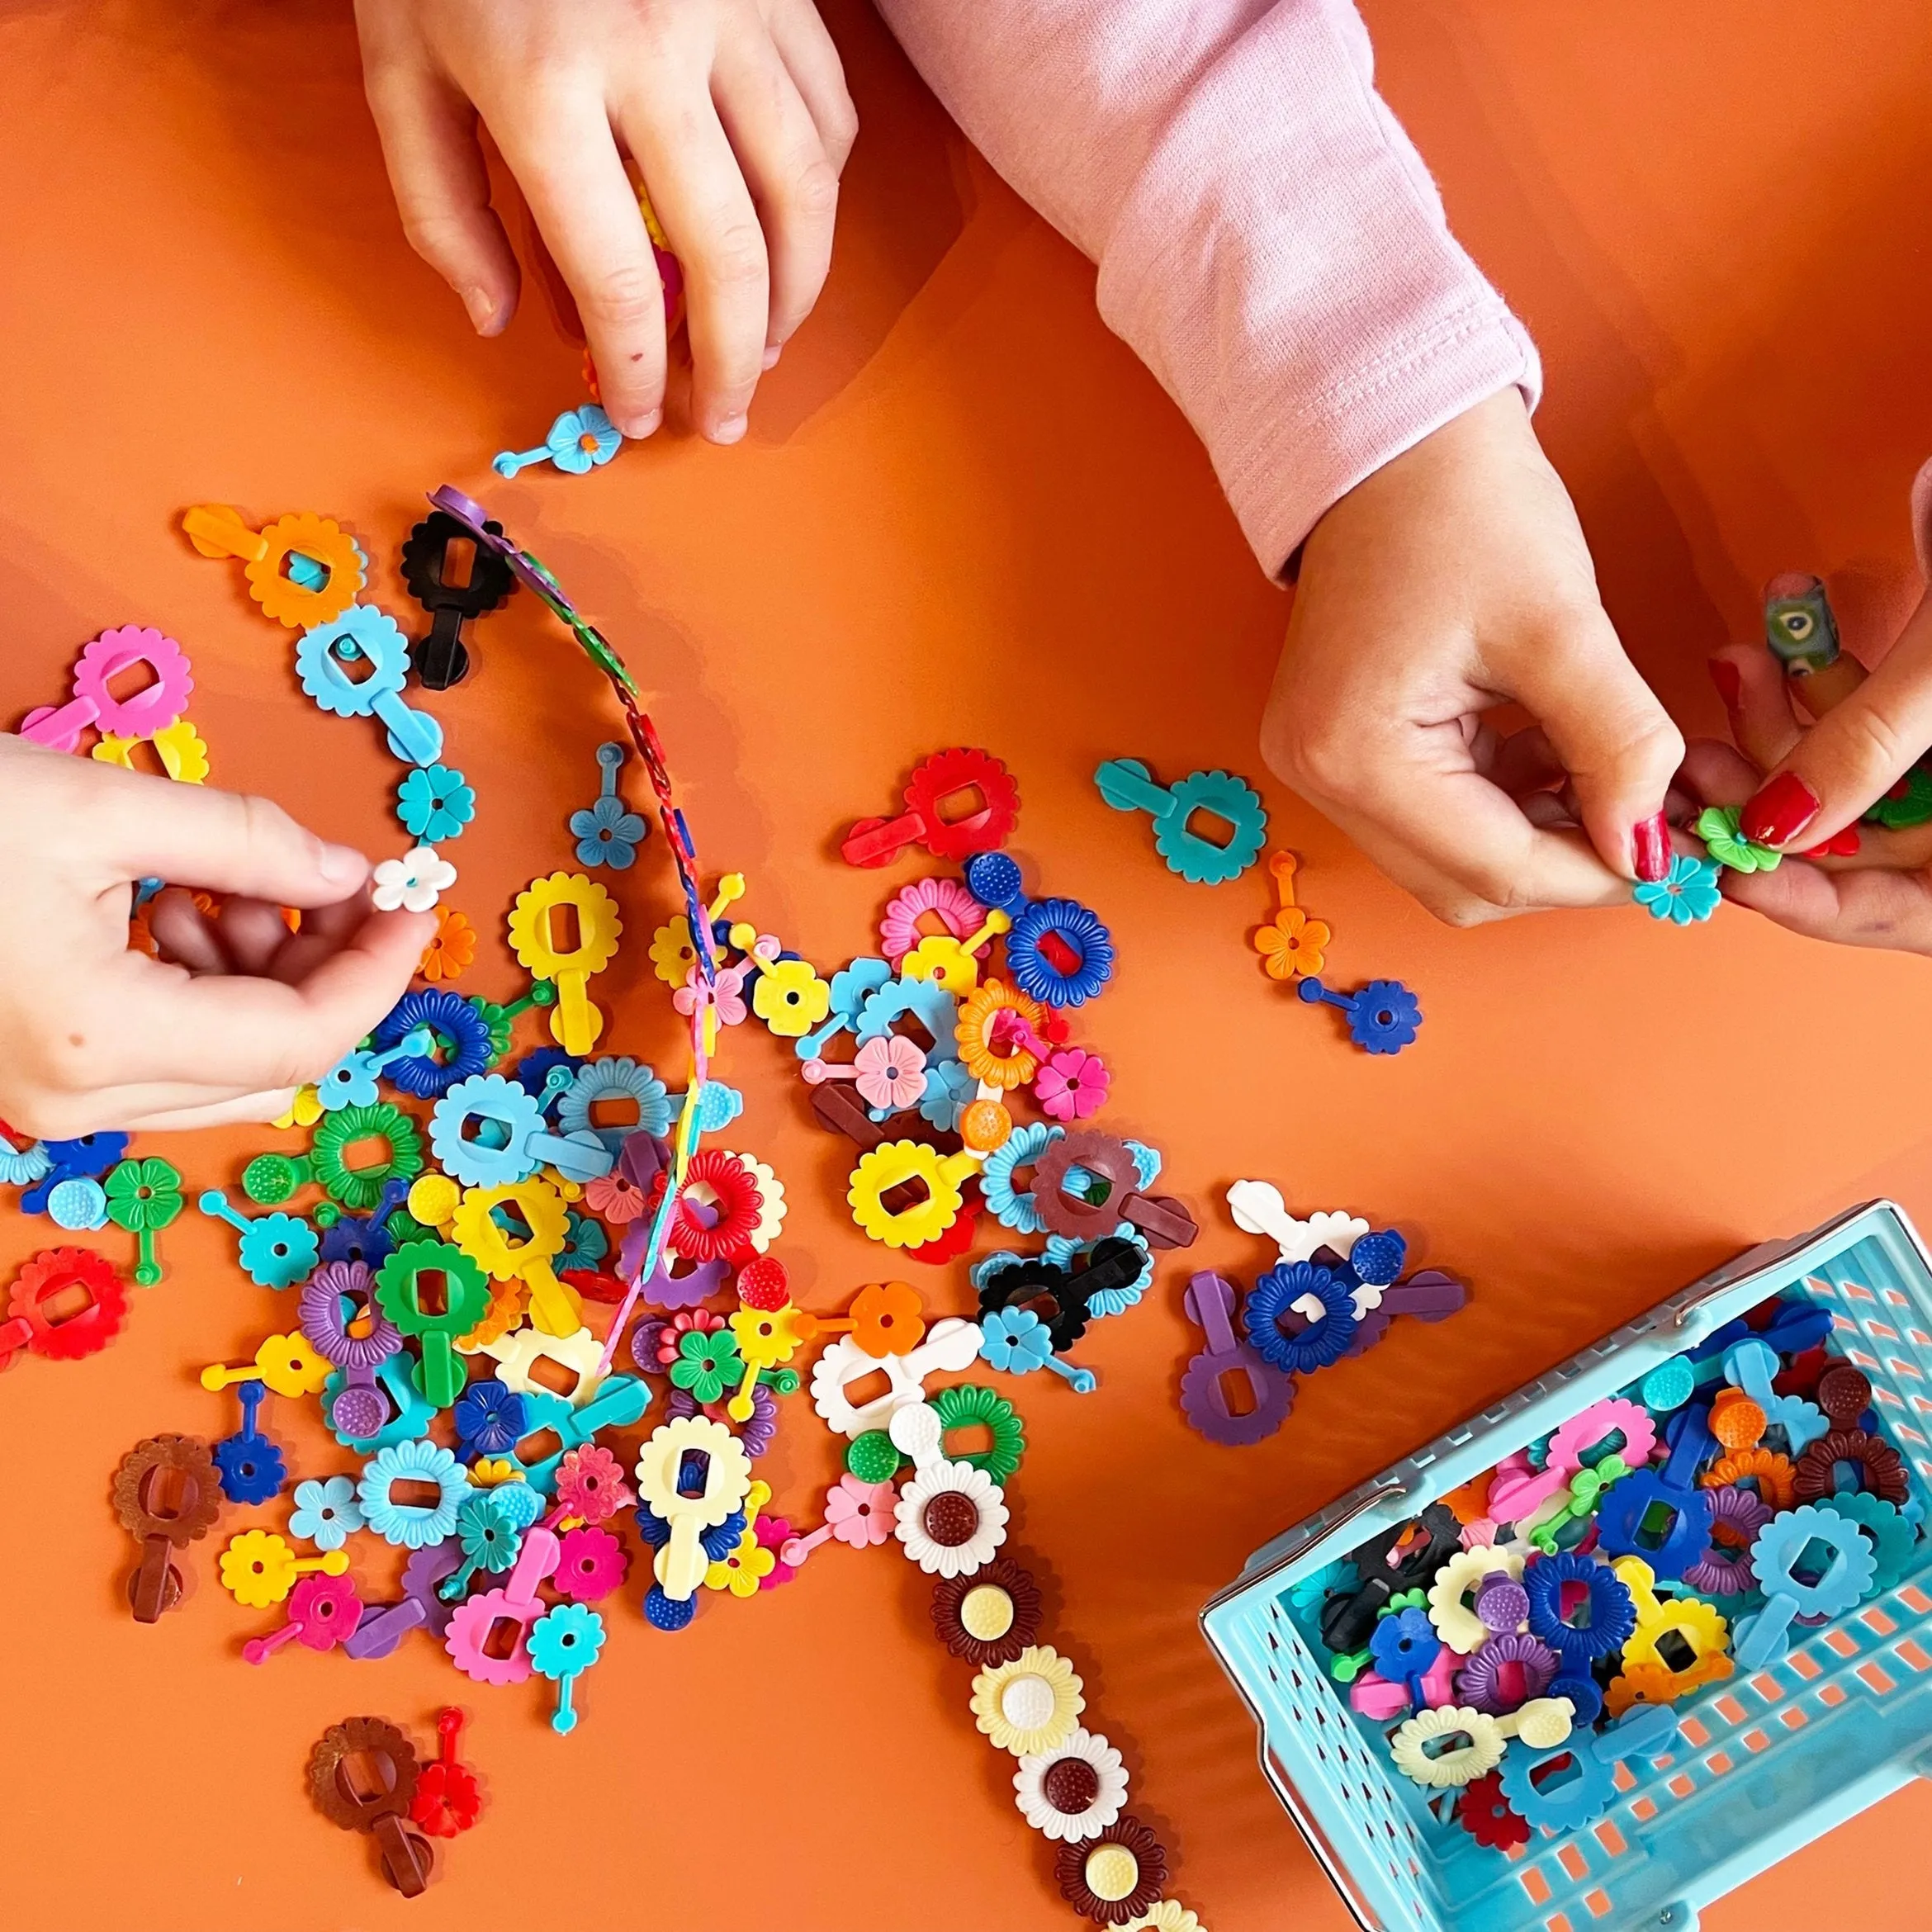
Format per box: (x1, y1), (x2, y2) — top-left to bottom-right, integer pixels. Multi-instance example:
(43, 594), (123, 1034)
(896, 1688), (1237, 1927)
(398, 764), (476, 843)
(1635, 853), (1721, 925)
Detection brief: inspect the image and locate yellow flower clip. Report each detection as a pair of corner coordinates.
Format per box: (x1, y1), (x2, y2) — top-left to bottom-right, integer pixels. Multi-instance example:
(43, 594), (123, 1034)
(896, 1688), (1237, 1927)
(847, 1142), (983, 1248)
(508, 872), (621, 1055)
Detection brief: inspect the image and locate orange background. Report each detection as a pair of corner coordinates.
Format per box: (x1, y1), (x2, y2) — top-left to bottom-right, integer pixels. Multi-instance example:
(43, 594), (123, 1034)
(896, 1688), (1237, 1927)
(3, 2), (1932, 1928)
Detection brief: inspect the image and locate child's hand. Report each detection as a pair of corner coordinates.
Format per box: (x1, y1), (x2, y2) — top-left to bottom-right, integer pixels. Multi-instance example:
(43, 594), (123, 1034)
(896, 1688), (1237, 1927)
(1262, 391), (1683, 925)
(1684, 601), (1932, 950)
(354, 0), (857, 443)
(0, 741), (431, 1138)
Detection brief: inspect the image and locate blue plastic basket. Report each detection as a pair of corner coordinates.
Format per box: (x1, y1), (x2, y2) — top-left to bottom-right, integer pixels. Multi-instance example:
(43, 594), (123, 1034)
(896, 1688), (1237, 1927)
(1201, 1200), (1932, 1932)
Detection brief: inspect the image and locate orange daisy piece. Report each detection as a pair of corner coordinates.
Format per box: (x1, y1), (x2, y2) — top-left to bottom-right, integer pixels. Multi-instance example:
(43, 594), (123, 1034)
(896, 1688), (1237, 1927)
(419, 907), (477, 983)
(1251, 851), (1329, 979)
(1255, 909), (1331, 981)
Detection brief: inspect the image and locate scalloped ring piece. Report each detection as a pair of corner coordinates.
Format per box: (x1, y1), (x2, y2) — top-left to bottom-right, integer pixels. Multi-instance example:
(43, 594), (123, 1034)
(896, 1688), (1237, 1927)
(1093, 758), (1268, 884)
(307, 1717), (433, 1896)
(1793, 1428), (1910, 1506)
(372, 990), (495, 1100)
(1006, 899), (1114, 1009)
(841, 748), (1020, 869)
(880, 878), (987, 962)
(1455, 1631), (1558, 1714)
(1390, 1706), (1505, 1788)
(1428, 1547), (1525, 1654)
(1681, 1485), (1772, 1597)
(1523, 1551), (1636, 1666)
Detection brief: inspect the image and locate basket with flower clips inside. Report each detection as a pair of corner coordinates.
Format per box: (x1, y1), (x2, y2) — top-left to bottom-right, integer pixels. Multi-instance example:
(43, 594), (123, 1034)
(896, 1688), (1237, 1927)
(1203, 1200), (1932, 1932)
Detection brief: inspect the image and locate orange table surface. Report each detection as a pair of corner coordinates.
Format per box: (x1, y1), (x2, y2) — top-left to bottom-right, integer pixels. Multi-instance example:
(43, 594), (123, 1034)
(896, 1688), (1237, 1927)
(4, 3), (1932, 1929)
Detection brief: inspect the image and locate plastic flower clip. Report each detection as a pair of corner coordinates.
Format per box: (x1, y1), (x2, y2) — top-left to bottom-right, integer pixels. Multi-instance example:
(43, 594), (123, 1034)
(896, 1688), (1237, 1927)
(979, 1305), (1097, 1393)
(803, 1033), (929, 1112)
(397, 765), (476, 844)
(1252, 851), (1329, 981)
(570, 742), (647, 869)
(1694, 805), (1782, 874)
(494, 405), (624, 479)
(104, 1156), (183, 1285)
(419, 907), (476, 983)
(1634, 852), (1721, 926)
(1295, 976), (1422, 1054)
(373, 845), (457, 914)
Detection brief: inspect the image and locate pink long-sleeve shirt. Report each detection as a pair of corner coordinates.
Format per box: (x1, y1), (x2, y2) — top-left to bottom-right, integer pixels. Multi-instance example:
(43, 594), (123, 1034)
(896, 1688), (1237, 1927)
(875, 0), (1541, 574)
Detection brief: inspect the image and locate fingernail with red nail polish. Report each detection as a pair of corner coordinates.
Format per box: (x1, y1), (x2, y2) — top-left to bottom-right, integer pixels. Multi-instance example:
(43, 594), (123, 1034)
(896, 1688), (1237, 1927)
(1740, 771), (1821, 846)
(1707, 658), (1744, 710)
(1631, 810), (1671, 883)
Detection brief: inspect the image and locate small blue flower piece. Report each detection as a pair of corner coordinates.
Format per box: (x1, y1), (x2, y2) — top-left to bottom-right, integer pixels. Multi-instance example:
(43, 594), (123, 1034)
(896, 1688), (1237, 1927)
(1368, 1604), (1441, 1701)
(199, 1188), (320, 1290)
(528, 1603), (607, 1732)
(289, 1475), (365, 1551)
(213, 1382), (286, 1505)
(359, 1438), (472, 1549)
(917, 1055), (977, 1130)
(561, 1210), (609, 1273)
(1296, 976), (1423, 1054)
(570, 743), (647, 869)
(977, 1305), (1098, 1393)
(454, 1378), (528, 1458)
(398, 764), (476, 844)
(1634, 853), (1721, 926)
(494, 405), (625, 479)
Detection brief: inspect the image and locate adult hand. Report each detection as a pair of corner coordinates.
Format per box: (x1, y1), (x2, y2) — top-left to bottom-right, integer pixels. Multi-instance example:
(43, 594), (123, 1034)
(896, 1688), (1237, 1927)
(354, 0), (857, 442)
(0, 739), (430, 1136)
(1688, 577), (1932, 949)
(1262, 389), (1683, 926)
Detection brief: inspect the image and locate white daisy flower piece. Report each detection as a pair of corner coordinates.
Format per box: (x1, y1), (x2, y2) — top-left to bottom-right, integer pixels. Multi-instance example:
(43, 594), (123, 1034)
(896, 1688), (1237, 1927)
(372, 844), (457, 914)
(1014, 1727), (1129, 1841)
(894, 1456), (1008, 1578)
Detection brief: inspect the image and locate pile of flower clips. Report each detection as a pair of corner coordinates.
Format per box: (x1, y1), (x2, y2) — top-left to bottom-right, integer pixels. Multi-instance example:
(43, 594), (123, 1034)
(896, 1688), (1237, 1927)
(1290, 1290), (1917, 1852)
(4, 489), (1202, 1926)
